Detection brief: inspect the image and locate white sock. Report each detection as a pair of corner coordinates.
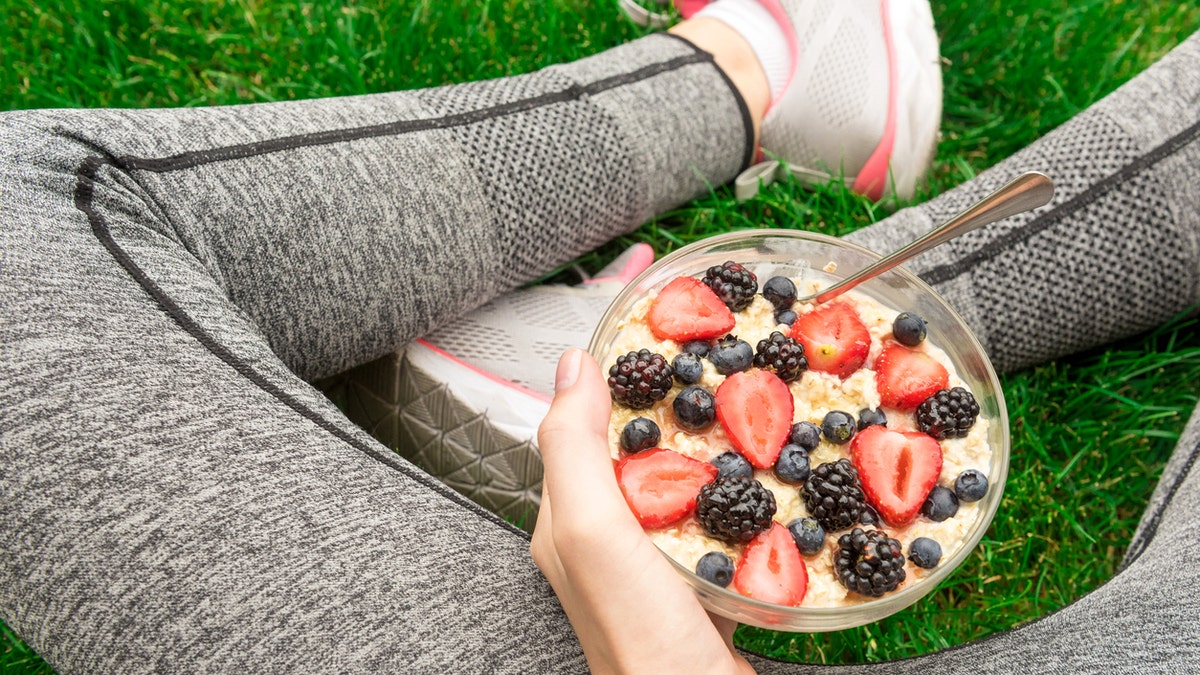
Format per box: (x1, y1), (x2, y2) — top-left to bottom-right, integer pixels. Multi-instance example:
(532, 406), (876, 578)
(695, 0), (793, 103)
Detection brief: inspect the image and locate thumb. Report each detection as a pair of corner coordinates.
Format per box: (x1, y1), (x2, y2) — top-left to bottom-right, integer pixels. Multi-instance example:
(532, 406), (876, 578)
(537, 349), (624, 521)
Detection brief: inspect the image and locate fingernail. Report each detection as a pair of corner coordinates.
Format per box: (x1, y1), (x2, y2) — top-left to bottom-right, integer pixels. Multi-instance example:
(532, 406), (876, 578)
(555, 349), (583, 392)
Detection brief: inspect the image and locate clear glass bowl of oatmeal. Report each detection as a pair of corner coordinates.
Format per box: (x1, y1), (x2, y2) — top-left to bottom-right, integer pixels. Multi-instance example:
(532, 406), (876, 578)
(588, 229), (1009, 632)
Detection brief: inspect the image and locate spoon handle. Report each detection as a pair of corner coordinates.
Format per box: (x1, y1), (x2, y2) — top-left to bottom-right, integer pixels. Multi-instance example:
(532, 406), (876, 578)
(812, 171), (1055, 305)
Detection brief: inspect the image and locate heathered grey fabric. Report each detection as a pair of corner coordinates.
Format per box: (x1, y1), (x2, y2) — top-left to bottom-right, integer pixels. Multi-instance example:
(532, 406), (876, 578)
(0, 34), (746, 673)
(1, 22), (1198, 675)
(844, 31), (1200, 375)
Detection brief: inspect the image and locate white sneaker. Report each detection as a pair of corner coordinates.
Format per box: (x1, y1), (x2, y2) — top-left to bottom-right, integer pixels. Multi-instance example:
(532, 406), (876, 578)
(760, 0), (942, 200)
(318, 244), (656, 528)
(621, 0), (943, 201)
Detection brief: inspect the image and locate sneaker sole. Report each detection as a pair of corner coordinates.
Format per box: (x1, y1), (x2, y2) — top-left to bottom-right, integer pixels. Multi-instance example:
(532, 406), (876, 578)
(318, 344), (550, 531)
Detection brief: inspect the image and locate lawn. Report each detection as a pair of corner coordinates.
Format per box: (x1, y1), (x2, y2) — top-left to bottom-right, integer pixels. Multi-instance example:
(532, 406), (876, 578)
(3, 0), (1199, 671)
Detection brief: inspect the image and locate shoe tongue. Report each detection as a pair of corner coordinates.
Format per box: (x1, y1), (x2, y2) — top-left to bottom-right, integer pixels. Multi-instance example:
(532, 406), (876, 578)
(591, 242), (654, 283)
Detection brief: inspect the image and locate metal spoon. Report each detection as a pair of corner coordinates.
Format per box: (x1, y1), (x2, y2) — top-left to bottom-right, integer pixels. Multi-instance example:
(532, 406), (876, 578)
(803, 171), (1055, 304)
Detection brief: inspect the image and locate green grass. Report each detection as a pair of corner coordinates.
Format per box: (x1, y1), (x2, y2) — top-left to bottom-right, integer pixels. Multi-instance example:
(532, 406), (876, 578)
(4, 0), (1199, 670)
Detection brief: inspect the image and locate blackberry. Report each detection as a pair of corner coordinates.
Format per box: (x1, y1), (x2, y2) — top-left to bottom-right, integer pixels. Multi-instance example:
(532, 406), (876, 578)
(695, 551), (735, 587)
(607, 349), (674, 410)
(954, 469), (989, 502)
(703, 261), (758, 312)
(762, 275), (797, 309)
(803, 459), (867, 531)
(821, 410), (857, 445)
(619, 417), (660, 454)
(775, 308), (798, 327)
(710, 451), (754, 480)
(908, 537), (942, 569)
(834, 528), (907, 597)
(708, 335), (754, 375)
(788, 421), (821, 451)
(696, 475), (777, 544)
(787, 517), (826, 556)
(916, 387), (980, 439)
(673, 385), (716, 431)
(752, 331), (808, 383)
(773, 444), (811, 484)
(892, 312), (928, 347)
(858, 407), (887, 429)
(921, 485), (959, 522)
(672, 352), (704, 385)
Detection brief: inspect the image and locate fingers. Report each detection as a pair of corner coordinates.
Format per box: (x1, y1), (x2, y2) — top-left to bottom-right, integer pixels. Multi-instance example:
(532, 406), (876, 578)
(536, 349), (624, 522)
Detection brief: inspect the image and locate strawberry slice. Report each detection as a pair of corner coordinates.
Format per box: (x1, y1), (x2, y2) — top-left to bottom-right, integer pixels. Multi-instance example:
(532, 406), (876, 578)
(790, 302), (871, 378)
(647, 276), (736, 342)
(851, 425), (943, 526)
(874, 343), (950, 409)
(715, 369), (794, 469)
(615, 448), (719, 529)
(733, 522), (808, 606)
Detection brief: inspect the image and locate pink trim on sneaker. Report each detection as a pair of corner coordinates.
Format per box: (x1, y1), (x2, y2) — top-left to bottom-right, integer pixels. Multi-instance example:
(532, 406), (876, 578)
(677, 0), (711, 19)
(414, 339), (554, 404)
(581, 243), (656, 286)
(851, 0), (899, 201)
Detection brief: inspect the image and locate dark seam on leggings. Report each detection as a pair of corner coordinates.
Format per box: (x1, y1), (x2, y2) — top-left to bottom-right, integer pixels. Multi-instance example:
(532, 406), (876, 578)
(921, 115), (1200, 286)
(716, 68), (1200, 671)
(117, 52), (712, 173)
(74, 155), (528, 539)
(738, 427), (1200, 668)
(1121, 430), (1200, 568)
(660, 32), (756, 173)
(72, 49), (728, 540)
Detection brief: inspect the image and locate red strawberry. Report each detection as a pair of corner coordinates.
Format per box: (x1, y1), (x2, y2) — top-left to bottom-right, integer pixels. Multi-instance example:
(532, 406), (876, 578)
(874, 343), (950, 409)
(715, 369), (794, 469)
(615, 448), (719, 529)
(733, 522), (808, 606)
(851, 425), (943, 526)
(790, 302), (871, 378)
(647, 277), (736, 342)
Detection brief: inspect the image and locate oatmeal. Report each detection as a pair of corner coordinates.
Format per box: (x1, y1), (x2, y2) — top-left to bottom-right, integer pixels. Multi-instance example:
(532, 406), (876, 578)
(603, 261), (993, 609)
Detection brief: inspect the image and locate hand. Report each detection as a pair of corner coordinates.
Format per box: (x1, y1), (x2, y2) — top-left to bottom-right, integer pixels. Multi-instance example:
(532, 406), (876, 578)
(532, 349), (755, 675)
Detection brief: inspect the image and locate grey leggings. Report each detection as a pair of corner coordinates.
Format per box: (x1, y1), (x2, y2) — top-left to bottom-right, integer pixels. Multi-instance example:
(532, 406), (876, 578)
(2, 29), (1198, 673)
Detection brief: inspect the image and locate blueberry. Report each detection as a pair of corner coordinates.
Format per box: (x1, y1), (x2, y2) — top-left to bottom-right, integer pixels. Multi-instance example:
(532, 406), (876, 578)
(859, 504), (881, 526)
(682, 340), (712, 358)
(710, 451), (754, 480)
(695, 551), (735, 587)
(908, 537), (942, 569)
(673, 385), (716, 430)
(921, 485), (959, 522)
(619, 417), (660, 454)
(821, 410), (857, 445)
(762, 276), (797, 309)
(787, 517), (826, 556)
(672, 352), (704, 385)
(893, 312), (927, 347)
(774, 308), (798, 327)
(774, 444), (811, 484)
(788, 421), (821, 451)
(858, 407), (887, 429)
(954, 469), (989, 502)
(708, 335), (753, 376)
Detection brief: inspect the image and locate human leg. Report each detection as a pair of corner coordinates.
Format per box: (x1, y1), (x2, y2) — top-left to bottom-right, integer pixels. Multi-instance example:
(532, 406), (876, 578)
(751, 26), (1200, 672)
(0, 31), (759, 671)
(846, 29), (1200, 373)
(525, 24), (1200, 673)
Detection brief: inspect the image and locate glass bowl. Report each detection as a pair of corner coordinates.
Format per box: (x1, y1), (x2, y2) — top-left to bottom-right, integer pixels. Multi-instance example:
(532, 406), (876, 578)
(588, 229), (1009, 632)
